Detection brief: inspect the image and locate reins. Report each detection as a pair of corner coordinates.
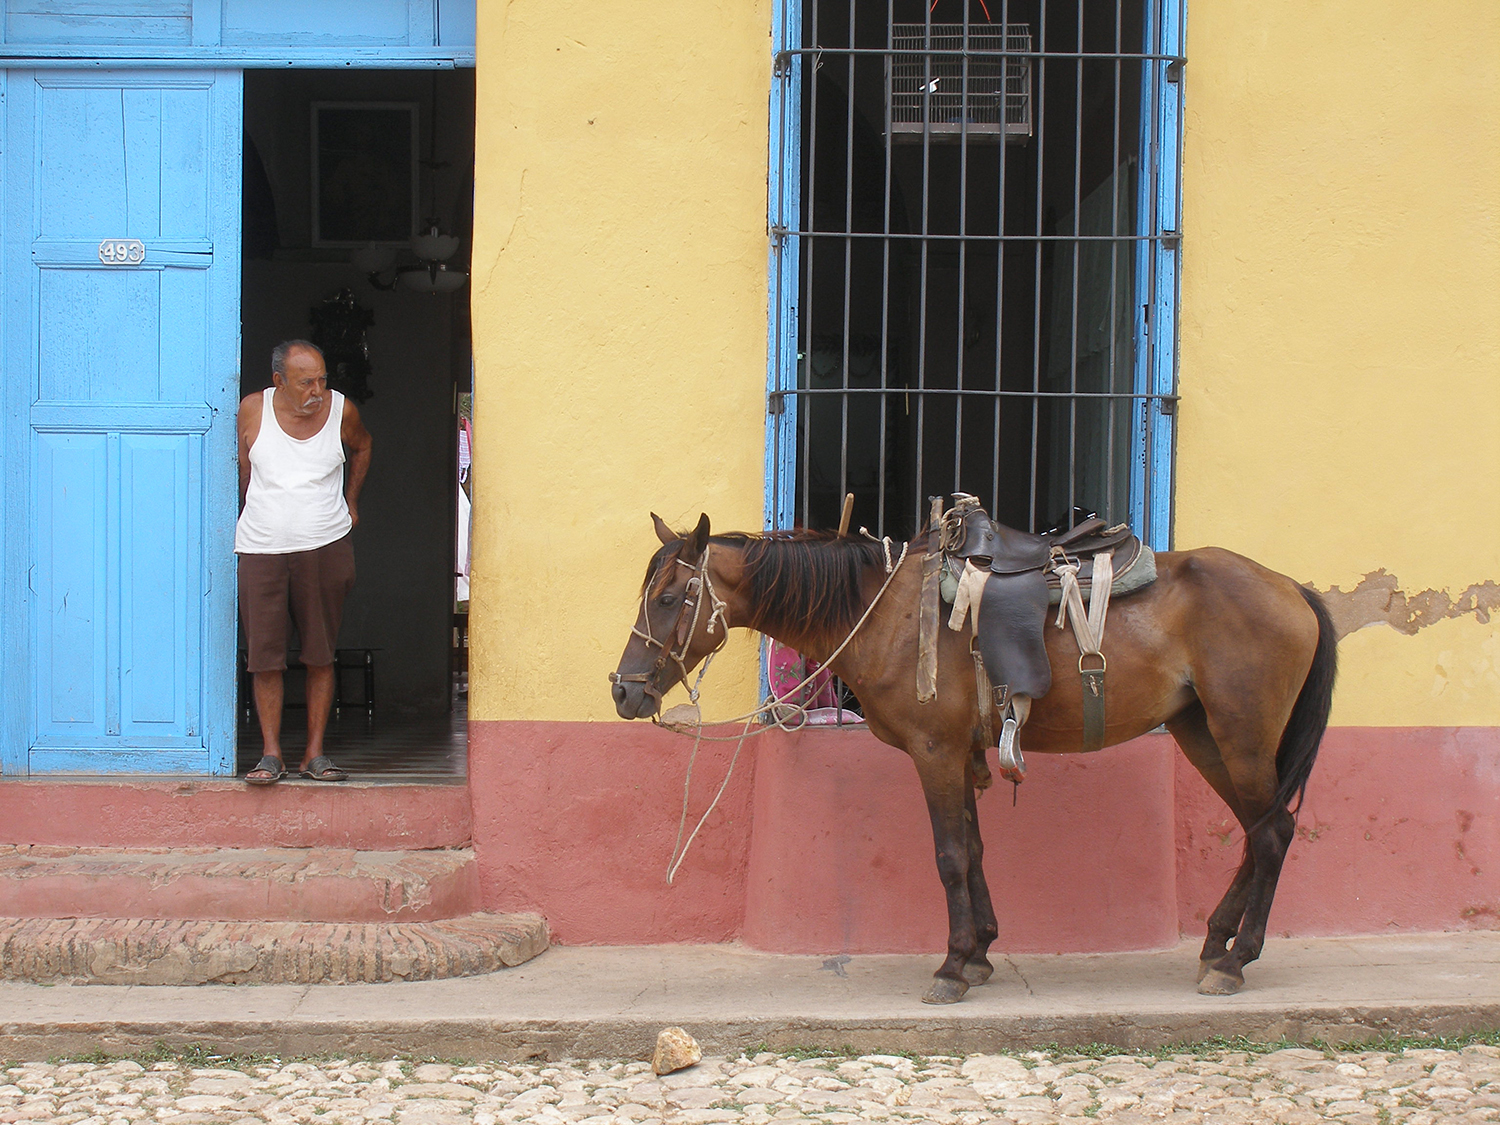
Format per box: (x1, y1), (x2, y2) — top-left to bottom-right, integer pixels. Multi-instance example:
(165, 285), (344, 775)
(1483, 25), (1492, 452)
(659, 537), (910, 883)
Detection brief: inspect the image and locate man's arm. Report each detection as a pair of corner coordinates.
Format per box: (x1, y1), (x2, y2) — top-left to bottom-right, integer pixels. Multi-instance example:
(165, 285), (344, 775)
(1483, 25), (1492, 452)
(237, 393), (262, 509)
(341, 399), (373, 528)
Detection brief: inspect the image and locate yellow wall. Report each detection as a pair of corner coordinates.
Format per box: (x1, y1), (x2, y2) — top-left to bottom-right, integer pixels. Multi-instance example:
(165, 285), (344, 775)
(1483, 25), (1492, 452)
(468, 0), (773, 722)
(469, 0), (1500, 728)
(1176, 1), (1500, 726)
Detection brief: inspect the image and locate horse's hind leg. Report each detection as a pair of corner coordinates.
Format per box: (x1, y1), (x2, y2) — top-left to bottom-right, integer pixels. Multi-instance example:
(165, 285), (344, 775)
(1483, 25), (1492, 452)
(1175, 701), (1299, 995)
(1201, 800), (1295, 995)
(961, 766), (999, 986)
(1168, 706), (1257, 981)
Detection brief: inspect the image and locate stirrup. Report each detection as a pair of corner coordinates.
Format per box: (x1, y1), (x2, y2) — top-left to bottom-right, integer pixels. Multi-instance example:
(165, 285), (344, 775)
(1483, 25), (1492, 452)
(997, 710), (1026, 783)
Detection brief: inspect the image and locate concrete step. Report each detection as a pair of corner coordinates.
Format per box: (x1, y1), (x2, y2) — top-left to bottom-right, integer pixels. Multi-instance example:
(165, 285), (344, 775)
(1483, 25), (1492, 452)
(0, 845), (478, 923)
(0, 912), (548, 985)
(0, 779), (472, 851)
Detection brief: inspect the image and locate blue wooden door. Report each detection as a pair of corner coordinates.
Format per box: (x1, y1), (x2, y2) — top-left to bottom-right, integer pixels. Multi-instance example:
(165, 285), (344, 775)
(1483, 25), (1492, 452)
(1, 68), (241, 775)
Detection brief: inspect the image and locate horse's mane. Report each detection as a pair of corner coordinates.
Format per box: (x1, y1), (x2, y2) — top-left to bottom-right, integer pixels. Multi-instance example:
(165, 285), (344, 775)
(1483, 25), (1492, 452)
(712, 530), (889, 636)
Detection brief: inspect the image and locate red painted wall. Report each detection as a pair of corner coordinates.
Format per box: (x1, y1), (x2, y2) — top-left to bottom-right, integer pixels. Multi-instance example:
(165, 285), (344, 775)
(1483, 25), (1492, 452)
(0, 781), (471, 850)
(469, 721), (1500, 952)
(741, 729), (1179, 953)
(467, 721), (756, 945)
(1175, 727), (1500, 937)
(6, 725), (1491, 952)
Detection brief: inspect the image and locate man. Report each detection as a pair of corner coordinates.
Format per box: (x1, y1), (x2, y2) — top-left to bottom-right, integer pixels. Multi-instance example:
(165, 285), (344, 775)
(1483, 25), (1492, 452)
(236, 340), (373, 784)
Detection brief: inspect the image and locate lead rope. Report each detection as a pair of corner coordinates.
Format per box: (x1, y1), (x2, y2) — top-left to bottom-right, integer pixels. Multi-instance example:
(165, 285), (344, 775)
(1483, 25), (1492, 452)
(662, 539), (910, 883)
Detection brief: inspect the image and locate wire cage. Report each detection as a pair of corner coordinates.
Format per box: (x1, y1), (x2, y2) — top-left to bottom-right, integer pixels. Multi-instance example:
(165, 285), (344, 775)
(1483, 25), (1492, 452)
(887, 22), (1033, 142)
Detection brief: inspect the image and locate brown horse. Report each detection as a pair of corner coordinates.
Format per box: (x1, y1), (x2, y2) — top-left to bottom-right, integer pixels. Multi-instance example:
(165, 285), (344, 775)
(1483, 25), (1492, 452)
(611, 512), (1337, 1004)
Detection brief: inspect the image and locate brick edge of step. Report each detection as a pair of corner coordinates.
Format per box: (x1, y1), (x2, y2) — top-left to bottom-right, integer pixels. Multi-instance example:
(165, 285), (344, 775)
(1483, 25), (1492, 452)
(0, 913), (548, 986)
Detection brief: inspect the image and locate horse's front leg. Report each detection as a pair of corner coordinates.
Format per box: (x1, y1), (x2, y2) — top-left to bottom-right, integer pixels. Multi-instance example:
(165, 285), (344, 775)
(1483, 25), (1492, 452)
(961, 767), (999, 986)
(914, 748), (978, 1004)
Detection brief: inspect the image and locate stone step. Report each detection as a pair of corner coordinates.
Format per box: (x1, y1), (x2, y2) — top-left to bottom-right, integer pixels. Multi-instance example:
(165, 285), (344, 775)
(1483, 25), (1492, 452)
(0, 912), (548, 985)
(0, 779), (472, 851)
(0, 845), (478, 923)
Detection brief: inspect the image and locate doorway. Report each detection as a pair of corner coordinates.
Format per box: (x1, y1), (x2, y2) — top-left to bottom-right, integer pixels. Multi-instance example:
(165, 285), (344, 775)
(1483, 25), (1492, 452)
(236, 69), (476, 781)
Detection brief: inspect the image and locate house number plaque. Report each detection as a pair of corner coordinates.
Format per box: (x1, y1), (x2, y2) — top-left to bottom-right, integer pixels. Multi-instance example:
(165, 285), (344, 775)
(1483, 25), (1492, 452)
(97, 239), (145, 265)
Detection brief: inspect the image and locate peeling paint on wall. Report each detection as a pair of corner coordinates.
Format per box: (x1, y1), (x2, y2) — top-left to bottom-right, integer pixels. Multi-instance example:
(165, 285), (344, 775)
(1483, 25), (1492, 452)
(1314, 570), (1500, 640)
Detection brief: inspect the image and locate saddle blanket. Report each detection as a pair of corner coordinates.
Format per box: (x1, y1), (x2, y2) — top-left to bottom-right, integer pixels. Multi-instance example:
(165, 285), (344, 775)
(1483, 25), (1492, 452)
(940, 543), (1157, 607)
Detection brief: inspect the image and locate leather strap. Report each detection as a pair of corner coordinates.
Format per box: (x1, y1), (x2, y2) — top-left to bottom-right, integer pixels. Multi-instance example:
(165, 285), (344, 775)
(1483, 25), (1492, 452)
(918, 548), (942, 703)
(917, 498), (945, 704)
(1054, 549), (1114, 753)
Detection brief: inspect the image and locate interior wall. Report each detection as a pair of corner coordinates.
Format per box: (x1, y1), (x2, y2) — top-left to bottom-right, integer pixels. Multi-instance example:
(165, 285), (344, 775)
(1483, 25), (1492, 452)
(240, 69), (476, 717)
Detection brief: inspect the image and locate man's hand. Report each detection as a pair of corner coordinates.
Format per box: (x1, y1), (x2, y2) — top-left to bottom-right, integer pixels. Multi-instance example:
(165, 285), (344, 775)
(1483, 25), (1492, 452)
(347, 502), (360, 529)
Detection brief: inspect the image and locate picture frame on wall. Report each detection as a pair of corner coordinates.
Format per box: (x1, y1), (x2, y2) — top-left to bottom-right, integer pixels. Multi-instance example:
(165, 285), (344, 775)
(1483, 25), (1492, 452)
(311, 102), (419, 246)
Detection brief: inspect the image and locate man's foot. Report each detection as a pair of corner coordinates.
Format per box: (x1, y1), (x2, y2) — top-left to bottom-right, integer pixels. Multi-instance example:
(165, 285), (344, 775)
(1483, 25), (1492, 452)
(300, 755), (348, 782)
(246, 755), (288, 785)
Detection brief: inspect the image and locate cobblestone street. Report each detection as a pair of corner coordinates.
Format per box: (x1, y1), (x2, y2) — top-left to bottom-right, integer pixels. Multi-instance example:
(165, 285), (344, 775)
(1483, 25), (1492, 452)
(3, 1042), (1498, 1125)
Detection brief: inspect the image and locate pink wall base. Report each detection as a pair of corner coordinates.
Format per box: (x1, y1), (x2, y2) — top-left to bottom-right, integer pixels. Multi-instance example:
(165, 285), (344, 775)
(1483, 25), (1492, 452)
(0, 781), (471, 850)
(469, 721), (1500, 952)
(466, 720), (755, 946)
(740, 729), (1179, 954)
(1175, 726), (1500, 937)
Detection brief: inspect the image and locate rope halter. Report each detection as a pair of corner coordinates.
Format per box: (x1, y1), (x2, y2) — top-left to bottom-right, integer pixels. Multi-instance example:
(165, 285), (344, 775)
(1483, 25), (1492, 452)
(609, 542), (729, 706)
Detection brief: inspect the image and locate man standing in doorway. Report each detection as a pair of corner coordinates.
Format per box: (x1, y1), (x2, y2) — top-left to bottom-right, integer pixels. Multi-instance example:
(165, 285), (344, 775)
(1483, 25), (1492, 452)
(237, 340), (373, 784)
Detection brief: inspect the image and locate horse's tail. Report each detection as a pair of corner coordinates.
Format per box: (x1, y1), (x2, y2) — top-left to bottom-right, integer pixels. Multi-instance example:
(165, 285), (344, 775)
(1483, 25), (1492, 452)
(1271, 585), (1339, 820)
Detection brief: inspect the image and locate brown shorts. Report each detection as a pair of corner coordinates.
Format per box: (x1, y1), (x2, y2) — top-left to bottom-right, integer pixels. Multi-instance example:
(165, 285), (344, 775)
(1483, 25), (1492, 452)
(238, 534), (356, 672)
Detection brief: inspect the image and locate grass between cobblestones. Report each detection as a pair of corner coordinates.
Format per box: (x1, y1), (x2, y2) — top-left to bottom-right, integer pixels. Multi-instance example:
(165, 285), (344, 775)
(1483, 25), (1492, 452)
(12, 1027), (1500, 1070)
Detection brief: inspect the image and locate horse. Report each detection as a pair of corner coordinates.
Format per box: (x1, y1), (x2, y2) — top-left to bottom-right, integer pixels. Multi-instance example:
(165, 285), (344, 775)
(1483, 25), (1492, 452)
(611, 512), (1337, 1004)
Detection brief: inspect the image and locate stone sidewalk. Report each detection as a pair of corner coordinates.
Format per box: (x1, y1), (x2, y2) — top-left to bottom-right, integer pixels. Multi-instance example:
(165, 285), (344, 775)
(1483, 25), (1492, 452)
(5, 1043), (1500, 1125)
(1, 932), (1497, 1062)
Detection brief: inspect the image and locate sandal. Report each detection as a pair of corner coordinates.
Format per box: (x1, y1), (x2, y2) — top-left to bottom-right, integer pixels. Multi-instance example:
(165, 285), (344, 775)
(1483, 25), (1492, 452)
(300, 755), (349, 782)
(245, 755), (288, 786)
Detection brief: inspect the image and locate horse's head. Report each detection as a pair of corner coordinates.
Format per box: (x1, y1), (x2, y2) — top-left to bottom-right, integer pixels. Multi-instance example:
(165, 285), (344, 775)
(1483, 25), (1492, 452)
(610, 512), (725, 719)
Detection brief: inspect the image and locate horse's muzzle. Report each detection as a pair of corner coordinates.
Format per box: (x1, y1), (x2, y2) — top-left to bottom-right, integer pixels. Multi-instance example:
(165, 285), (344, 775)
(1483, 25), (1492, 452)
(610, 673), (661, 720)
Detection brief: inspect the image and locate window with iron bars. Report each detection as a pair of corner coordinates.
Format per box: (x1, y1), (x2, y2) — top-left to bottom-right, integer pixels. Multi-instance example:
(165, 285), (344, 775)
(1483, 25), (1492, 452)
(767, 0), (1184, 548)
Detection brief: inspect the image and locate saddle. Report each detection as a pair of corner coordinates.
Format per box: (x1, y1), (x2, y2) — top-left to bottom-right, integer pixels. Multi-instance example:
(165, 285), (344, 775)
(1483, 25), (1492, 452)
(922, 494), (1157, 776)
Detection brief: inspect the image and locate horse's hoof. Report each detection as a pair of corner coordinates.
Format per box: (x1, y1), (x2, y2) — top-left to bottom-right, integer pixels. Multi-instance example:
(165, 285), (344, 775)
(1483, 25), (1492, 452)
(1197, 967), (1244, 995)
(961, 959), (994, 986)
(1197, 958), (1218, 983)
(922, 976), (970, 1004)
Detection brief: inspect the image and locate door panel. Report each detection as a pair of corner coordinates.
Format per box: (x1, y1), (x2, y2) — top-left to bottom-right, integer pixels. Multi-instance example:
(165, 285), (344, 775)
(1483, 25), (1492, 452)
(2, 68), (241, 776)
(119, 433), (196, 738)
(38, 269), (164, 402)
(33, 431), (109, 737)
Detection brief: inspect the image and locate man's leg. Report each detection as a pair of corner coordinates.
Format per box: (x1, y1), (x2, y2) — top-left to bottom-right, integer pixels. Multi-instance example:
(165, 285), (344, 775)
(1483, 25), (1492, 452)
(288, 534), (354, 780)
(241, 552), (291, 783)
(251, 670), (286, 775)
(302, 662), (335, 772)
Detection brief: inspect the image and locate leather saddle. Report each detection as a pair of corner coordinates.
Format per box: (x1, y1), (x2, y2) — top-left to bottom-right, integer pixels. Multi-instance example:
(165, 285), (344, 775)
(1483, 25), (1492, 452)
(940, 498), (1144, 703)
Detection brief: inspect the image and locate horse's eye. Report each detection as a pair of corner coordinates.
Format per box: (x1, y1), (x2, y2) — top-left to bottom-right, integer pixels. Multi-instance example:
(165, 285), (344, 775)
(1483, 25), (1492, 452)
(656, 594), (677, 608)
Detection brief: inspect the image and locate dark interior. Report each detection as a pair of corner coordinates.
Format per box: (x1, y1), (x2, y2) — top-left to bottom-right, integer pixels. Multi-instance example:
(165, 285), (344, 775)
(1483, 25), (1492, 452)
(797, 0), (1146, 539)
(236, 69), (475, 775)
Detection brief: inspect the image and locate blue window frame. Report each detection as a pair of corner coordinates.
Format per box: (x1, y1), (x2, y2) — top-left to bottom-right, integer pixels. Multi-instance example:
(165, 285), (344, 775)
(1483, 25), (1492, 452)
(767, 0), (1184, 550)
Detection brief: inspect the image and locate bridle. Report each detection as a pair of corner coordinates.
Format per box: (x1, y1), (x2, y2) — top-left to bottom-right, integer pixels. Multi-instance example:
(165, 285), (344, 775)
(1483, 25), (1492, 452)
(608, 542), (729, 706)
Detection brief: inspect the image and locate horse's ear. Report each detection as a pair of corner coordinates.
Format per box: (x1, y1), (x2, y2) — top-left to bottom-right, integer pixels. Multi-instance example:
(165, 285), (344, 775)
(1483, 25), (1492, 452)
(651, 512), (677, 546)
(686, 513), (711, 558)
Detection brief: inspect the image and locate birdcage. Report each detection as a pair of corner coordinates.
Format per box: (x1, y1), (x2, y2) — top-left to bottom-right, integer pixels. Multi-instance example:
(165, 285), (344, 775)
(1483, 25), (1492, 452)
(887, 23), (1033, 142)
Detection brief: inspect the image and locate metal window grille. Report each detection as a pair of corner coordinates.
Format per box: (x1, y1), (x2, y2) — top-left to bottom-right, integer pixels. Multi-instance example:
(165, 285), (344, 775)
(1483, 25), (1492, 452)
(767, 0), (1185, 550)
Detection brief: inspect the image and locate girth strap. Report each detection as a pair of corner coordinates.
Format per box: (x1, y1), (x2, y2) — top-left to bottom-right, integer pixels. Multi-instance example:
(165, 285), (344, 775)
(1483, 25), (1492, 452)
(1052, 548), (1113, 752)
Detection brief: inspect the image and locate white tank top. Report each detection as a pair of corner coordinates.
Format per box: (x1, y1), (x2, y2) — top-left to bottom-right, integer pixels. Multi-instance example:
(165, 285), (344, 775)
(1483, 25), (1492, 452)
(235, 388), (352, 554)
